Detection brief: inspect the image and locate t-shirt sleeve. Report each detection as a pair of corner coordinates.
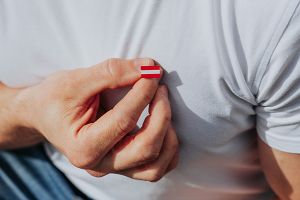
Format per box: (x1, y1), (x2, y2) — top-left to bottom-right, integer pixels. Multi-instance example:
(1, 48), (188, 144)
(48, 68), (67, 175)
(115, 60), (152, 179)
(255, 5), (300, 153)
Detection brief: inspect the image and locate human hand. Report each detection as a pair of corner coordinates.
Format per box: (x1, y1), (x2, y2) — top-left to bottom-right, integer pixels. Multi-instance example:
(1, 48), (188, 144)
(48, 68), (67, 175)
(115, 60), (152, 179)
(14, 58), (179, 181)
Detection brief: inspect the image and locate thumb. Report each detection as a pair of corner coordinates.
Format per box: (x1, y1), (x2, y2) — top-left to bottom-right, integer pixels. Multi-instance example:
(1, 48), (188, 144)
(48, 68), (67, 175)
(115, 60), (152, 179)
(75, 58), (155, 99)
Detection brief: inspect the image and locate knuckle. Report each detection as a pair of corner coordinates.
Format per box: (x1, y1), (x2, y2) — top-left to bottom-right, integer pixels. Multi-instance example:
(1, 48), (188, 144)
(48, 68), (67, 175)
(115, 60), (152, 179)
(171, 137), (179, 150)
(162, 110), (172, 124)
(107, 58), (121, 65)
(66, 152), (82, 168)
(103, 58), (122, 85)
(143, 58), (155, 66)
(148, 170), (164, 182)
(169, 137), (179, 153)
(114, 110), (137, 134)
(66, 146), (99, 169)
(139, 145), (160, 163)
(104, 58), (121, 69)
(143, 90), (154, 102)
(107, 58), (121, 70)
(168, 126), (179, 150)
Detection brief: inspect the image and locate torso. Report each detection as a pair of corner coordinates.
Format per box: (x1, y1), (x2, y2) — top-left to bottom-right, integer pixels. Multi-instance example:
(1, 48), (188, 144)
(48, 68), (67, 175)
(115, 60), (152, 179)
(1, 1), (297, 199)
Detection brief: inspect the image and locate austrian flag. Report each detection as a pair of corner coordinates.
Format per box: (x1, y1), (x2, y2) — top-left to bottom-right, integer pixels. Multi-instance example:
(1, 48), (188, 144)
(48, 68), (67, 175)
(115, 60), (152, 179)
(140, 66), (161, 78)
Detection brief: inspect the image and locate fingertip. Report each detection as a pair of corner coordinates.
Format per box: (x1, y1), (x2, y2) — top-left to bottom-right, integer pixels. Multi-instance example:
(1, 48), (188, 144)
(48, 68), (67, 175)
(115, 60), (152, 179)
(135, 58), (164, 81)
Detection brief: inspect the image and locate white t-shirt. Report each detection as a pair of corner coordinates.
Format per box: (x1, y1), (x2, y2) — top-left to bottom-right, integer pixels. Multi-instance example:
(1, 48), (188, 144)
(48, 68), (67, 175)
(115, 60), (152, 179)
(1, 1), (300, 199)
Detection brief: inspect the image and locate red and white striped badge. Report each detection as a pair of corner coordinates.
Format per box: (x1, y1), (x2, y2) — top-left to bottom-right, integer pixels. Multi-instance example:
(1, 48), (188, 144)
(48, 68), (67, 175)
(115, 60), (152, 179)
(140, 66), (161, 78)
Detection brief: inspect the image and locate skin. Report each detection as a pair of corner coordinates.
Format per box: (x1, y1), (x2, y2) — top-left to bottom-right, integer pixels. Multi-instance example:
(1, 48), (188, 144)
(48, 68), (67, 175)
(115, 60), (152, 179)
(0, 58), (179, 182)
(258, 138), (300, 200)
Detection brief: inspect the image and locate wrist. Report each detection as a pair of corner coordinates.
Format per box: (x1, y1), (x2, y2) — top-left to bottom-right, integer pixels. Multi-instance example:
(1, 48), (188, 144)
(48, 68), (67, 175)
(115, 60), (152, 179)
(9, 87), (36, 130)
(0, 83), (44, 149)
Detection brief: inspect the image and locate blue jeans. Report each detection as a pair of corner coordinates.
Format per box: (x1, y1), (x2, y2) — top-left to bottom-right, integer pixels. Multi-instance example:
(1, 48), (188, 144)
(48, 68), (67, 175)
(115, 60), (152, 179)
(0, 145), (89, 200)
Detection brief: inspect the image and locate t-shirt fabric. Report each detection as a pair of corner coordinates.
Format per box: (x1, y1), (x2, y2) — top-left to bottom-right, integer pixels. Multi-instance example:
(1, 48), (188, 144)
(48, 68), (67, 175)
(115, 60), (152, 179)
(1, 1), (300, 200)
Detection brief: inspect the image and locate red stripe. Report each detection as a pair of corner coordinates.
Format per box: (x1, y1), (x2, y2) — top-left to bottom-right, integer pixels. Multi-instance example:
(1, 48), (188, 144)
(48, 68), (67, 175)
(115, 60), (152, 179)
(141, 65), (160, 70)
(141, 74), (161, 78)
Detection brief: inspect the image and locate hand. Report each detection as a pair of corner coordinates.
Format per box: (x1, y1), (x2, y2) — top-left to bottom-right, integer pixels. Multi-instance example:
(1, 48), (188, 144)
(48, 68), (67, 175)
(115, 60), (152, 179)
(14, 58), (179, 181)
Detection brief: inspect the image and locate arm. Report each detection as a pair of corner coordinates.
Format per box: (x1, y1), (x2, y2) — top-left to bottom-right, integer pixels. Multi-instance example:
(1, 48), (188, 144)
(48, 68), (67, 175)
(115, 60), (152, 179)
(255, 6), (300, 199)
(258, 137), (300, 200)
(0, 82), (44, 149)
(0, 58), (178, 182)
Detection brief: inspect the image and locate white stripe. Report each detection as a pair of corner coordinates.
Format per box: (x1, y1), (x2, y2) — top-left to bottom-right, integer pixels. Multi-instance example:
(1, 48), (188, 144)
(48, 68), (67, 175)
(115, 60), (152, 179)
(141, 70), (160, 74)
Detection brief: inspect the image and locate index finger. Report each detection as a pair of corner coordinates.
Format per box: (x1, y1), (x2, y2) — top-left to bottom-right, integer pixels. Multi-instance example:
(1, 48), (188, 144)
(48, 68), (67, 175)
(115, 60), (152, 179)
(74, 58), (151, 99)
